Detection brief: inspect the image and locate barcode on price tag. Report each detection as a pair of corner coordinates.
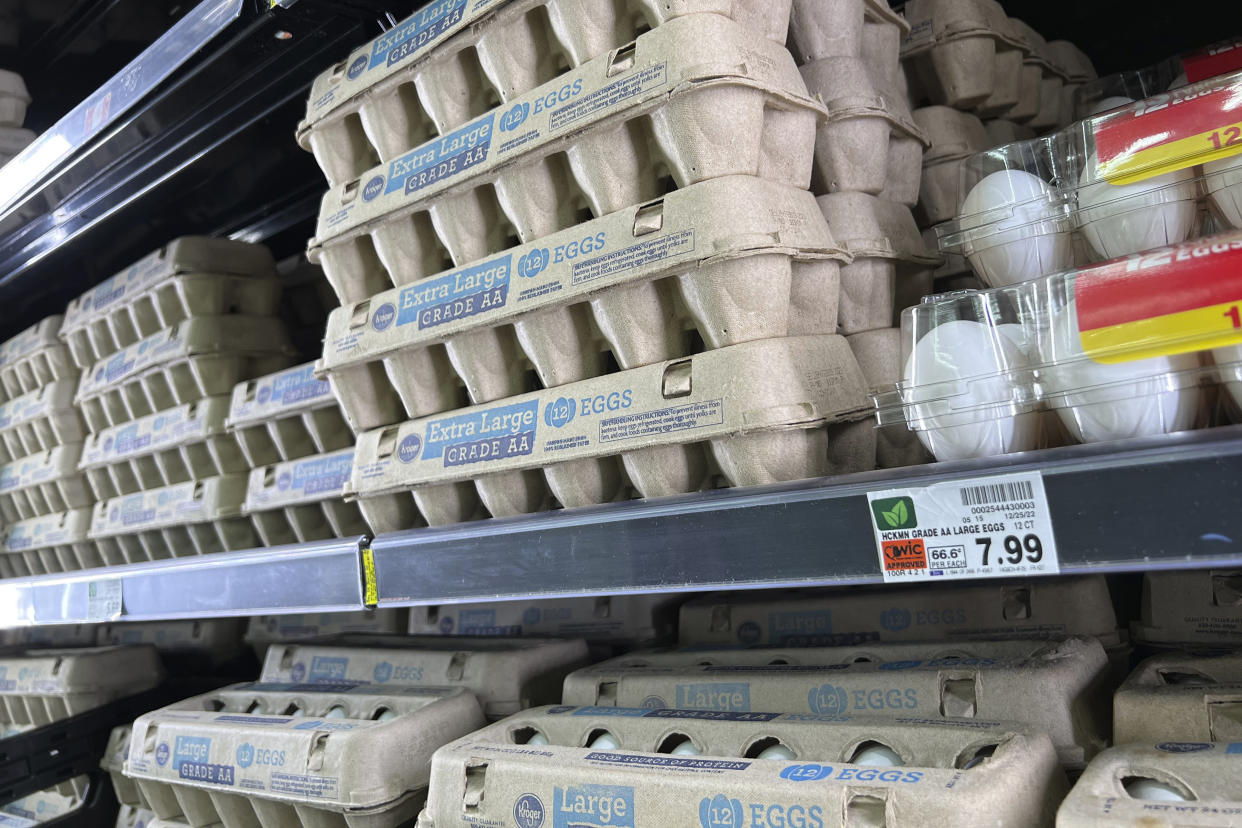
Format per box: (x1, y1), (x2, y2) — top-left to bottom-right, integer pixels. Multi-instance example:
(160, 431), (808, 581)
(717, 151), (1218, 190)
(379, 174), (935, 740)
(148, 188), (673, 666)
(866, 471), (1060, 583)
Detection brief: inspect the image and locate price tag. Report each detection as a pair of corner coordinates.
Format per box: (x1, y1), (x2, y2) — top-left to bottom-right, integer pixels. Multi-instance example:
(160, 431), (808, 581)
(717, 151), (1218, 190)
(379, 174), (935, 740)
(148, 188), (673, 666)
(86, 579), (122, 621)
(867, 472), (1059, 583)
(1076, 234), (1242, 363)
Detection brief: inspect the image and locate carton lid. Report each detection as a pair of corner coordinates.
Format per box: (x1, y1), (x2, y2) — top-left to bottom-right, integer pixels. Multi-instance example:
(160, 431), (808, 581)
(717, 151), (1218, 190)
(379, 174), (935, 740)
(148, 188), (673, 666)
(79, 396), (231, 470)
(243, 448), (354, 512)
(88, 474), (249, 537)
(1, 508), (93, 554)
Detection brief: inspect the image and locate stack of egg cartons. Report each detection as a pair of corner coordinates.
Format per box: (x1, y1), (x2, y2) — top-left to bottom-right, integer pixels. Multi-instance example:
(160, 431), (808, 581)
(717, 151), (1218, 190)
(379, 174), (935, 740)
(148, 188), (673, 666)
(0, 68), (32, 168)
(302, 1), (878, 533)
(0, 317), (92, 578)
(242, 609), (408, 660)
(63, 237), (293, 565)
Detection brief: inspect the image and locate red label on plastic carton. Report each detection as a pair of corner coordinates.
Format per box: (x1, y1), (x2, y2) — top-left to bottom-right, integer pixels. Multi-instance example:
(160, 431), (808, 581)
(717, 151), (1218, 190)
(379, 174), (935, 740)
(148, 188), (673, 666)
(1075, 234), (1242, 362)
(1181, 38), (1242, 84)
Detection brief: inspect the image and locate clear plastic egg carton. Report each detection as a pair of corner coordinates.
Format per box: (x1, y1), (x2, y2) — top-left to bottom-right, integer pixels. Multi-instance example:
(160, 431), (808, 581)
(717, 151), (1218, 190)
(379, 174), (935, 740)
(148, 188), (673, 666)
(936, 73), (1242, 289)
(873, 234), (1242, 462)
(564, 636), (1110, 766)
(0, 69), (29, 127)
(226, 363), (351, 469)
(0, 508), (100, 577)
(415, 706), (1067, 828)
(679, 574), (1122, 648)
(348, 334), (870, 530)
(87, 474), (259, 564)
(297, 0), (796, 187)
(842, 328), (933, 470)
(59, 238), (279, 374)
(243, 611), (409, 661)
(1132, 570), (1242, 650)
(258, 635), (589, 719)
(317, 175), (847, 435)
(309, 14), (824, 309)
(79, 397), (248, 503)
(123, 682), (487, 828)
(913, 106), (991, 227)
(0, 379), (86, 466)
(1058, 742), (1242, 825)
(0, 444), (93, 524)
(406, 594), (684, 646)
(242, 448), (369, 547)
(0, 317), (76, 406)
(95, 619), (246, 665)
(0, 780), (85, 826)
(0, 646), (162, 733)
(1113, 651), (1242, 744)
(74, 317), (295, 434)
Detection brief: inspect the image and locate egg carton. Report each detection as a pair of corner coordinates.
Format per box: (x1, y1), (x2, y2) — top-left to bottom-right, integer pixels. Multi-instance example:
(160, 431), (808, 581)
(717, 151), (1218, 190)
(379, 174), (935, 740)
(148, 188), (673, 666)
(348, 334), (870, 530)
(317, 174), (848, 434)
(60, 239), (279, 373)
(787, 0), (909, 66)
(406, 594), (684, 646)
(95, 619), (246, 665)
(913, 105), (991, 227)
(0, 443), (93, 524)
(5, 625), (99, 649)
(0, 379), (87, 466)
(74, 316), (295, 434)
(845, 328), (933, 469)
(87, 474), (259, 563)
(1133, 570), (1242, 649)
(123, 683), (487, 828)
(242, 448), (370, 547)
(79, 397), (249, 503)
(0, 126), (34, 167)
(226, 363), (351, 469)
(309, 14), (824, 308)
(258, 635), (589, 719)
(1004, 20), (1076, 132)
(1113, 651), (1242, 744)
(104, 725), (145, 810)
(1045, 40), (1096, 128)
(298, 0), (795, 186)
(116, 805), (157, 828)
(0, 69), (29, 127)
(415, 706), (1067, 828)
(1057, 742), (1242, 825)
(0, 508), (100, 577)
(0, 781), (84, 826)
(0, 317), (76, 405)
(982, 116), (1035, 147)
(0, 646), (163, 731)
(678, 575), (1122, 648)
(243, 611), (409, 661)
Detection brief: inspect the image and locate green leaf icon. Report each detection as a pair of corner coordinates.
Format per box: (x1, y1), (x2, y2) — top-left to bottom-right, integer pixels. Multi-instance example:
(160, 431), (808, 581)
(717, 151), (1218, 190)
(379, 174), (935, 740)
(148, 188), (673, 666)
(882, 509), (900, 528)
(893, 500), (908, 524)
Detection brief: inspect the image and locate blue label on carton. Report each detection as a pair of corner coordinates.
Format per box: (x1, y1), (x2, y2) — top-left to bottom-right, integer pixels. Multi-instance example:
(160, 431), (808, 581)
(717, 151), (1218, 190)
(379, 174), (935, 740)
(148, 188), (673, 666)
(396, 255), (511, 330)
(369, 0), (468, 70)
(553, 784), (636, 828)
(422, 400), (538, 467)
(386, 114), (494, 195)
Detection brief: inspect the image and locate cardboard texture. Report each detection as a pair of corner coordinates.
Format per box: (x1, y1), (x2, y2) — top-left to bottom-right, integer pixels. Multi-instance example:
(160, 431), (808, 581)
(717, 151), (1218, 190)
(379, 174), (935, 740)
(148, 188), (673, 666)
(96, 619), (246, 664)
(298, 0), (796, 186)
(347, 334), (871, 530)
(1114, 651), (1242, 744)
(0, 316), (76, 405)
(226, 363), (351, 468)
(0, 378), (86, 465)
(0, 69), (30, 128)
(243, 448), (371, 546)
(244, 611), (409, 660)
(416, 705), (1067, 828)
(105, 725), (145, 809)
(316, 174), (848, 434)
(1, 780), (85, 825)
(848, 328), (933, 469)
(913, 105), (991, 227)
(1135, 571), (1242, 648)
(1057, 742), (1242, 826)
(787, 0), (910, 66)
(116, 805), (157, 828)
(258, 636), (590, 719)
(0, 508), (99, 576)
(0, 646), (162, 733)
(0, 443), (92, 524)
(123, 683), (487, 828)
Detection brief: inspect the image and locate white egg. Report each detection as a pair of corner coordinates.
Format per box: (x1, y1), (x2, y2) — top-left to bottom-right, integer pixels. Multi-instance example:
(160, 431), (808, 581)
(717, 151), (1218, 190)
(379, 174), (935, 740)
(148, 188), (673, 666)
(1038, 299), (1200, 444)
(756, 743), (797, 761)
(1212, 343), (1242, 411)
(525, 731), (550, 746)
(1125, 778), (1188, 801)
(1075, 165), (1198, 259)
(376, 709), (398, 721)
(851, 744), (904, 766)
(1205, 152), (1242, 229)
(324, 705), (348, 719)
(670, 739), (702, 756)
(960, 170), (1073, 287)
(904, 319), (1040, 461)
(589, 731), (620, 750)
(1088, 96), (1136, 116)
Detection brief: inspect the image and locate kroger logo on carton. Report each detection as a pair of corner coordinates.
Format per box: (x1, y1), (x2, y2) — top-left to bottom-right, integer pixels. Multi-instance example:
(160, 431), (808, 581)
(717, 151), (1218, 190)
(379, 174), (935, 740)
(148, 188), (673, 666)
(514, 794), (545, 828)
(396, 433), (422, 463)
(553, 783), (635, 828)
(362, 175), (385, 202)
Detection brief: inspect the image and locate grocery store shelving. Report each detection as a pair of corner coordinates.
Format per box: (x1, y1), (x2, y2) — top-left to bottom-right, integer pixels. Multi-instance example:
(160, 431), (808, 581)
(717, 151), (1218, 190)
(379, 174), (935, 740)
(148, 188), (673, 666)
(3, 427), (1240, 624)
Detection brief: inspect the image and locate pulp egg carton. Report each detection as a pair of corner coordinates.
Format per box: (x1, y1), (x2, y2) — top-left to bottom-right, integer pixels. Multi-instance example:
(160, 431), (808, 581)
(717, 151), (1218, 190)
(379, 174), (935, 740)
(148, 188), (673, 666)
(1004, 20), (1079, 132)
(844, 328), (933, 469)
(317, 175), (848, 435)
(982, 116), (1035, 147)
(78, 397), (249, 503)
(0, 646), (162, 731)
(59, 238), (279, 373)
(105, 725), (145, 810)
(73, 316), (295, 434)
(937, 74), (1242, 289)
(817, 190), (940, 335)
(226, 363), (351, 468)
(678, 575), (1123, 648)
(787, 0), (910, 65)
(0, 443), (93, 524)
(406, 594), (684, 647)
(116, 805), (157, 828)
(1133, 570), (1242, 649)
(0, 508), (100, 577)
(874, 234), (1242, 462)
(414, 706), (1067, 828)
(562, 635), (1111, 766)
(1045, 40), (1097, 130)
(0, 781), (84, 826)
(6, 625), (99, 649)
(0, 379), (87, 465)
(913, 105), (991, 227)
(0, 126), (34, 168)
(348, 334), (870, 530)
(87, 474), (259, 563)
(1113, 651), (1242, 744)
(242, 448), (370, 547)
(0, 317), (76, 405)
(1057, 742), (1242, 825)
(122, 682), (487, 828)
(0, 68), (28, 127)
(297, 0), (796, 186)
(95, 619), (246, 666)
(243, 611), (409, 661)
(309, 14), (824, 309)
(257, 635), (589, 719)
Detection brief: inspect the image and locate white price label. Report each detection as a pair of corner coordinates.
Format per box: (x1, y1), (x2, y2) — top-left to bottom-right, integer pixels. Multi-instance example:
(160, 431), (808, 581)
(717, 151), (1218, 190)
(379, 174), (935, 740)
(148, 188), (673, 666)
(867, 471), (1060, 583)
(86, 579), (122, 620)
